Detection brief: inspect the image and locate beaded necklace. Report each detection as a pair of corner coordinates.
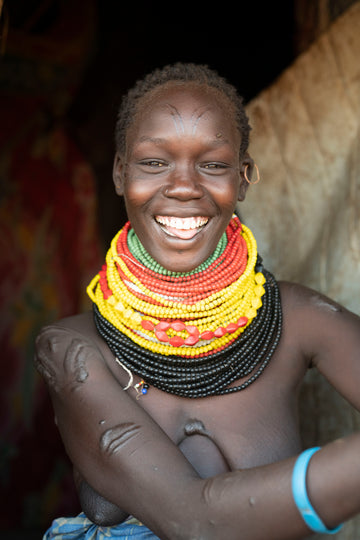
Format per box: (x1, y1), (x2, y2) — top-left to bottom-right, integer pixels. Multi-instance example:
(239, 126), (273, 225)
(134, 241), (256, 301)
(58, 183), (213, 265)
(127, 226), (228, 276)
(87, 216), (282, 398)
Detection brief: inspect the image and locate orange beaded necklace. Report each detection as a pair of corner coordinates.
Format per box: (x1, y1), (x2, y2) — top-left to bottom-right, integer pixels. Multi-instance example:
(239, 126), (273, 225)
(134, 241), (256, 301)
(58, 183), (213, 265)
(87, 216), (266, 358)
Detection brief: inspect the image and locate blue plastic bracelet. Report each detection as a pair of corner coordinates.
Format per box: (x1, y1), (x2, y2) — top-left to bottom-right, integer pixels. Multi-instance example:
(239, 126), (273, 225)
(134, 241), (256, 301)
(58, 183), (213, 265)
(292, 447), (343, 535)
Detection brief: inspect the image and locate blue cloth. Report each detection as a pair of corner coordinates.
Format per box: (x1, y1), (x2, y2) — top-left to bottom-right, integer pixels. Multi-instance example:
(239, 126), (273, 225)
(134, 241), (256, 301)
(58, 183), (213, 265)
(43, 513), (160, 539)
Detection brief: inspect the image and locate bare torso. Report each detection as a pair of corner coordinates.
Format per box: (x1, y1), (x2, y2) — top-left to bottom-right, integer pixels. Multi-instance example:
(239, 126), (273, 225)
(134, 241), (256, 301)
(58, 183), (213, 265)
(62, 281), (308, 480)
(35, 277), (360, 535)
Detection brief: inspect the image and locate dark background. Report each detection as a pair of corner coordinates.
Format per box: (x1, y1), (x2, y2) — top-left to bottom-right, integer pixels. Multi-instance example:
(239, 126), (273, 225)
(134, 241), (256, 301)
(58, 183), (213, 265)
(68, 1), (296, 248)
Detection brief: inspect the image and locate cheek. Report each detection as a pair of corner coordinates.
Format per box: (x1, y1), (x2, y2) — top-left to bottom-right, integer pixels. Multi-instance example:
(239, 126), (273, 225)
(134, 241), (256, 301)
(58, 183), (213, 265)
(210, 180), (240, 209)
(123, 180), (152, 210)
(123, 167), (161, 202)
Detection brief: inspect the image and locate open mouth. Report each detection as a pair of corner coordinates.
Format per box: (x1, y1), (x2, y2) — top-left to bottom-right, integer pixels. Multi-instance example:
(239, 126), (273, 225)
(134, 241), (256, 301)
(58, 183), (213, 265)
(155, 215), (209, 240)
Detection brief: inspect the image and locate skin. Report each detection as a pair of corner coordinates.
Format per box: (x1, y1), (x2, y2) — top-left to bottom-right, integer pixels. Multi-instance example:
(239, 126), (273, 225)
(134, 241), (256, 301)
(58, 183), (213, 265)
(35, 83), (360, 539)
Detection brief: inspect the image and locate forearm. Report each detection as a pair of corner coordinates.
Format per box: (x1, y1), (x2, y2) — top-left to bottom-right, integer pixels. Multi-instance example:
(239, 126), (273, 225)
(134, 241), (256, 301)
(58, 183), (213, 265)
(81, 435), (360, 540)
(36, 326), (360, 540)
(306, 434), (360, 528)
(62, 402), (360, 540)
(195, 434), (360, 540)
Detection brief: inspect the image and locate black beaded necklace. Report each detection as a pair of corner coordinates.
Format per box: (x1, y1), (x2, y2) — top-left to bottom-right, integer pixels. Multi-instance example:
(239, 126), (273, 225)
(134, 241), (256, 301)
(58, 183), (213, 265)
(92, 260), (282, 399)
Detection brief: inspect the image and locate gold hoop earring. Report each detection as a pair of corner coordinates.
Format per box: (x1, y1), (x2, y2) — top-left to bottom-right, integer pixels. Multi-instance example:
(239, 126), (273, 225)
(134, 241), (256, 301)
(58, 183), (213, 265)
(244, 163), (260, 185)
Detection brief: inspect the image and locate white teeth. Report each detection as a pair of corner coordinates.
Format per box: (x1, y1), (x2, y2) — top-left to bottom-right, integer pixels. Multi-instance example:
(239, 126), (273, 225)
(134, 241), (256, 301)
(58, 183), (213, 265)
(156, 216), (208, 230)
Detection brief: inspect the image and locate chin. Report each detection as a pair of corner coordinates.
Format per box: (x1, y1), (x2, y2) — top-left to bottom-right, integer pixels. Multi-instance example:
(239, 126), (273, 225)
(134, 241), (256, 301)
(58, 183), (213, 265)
(155, 246), (213, 273)
(135, 217), (225, 272)
(164, 258), (199, 273)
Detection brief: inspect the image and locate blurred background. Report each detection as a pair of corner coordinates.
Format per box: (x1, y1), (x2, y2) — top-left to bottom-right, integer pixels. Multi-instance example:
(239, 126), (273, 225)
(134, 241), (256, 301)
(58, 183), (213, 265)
(0, 1), (358, 537)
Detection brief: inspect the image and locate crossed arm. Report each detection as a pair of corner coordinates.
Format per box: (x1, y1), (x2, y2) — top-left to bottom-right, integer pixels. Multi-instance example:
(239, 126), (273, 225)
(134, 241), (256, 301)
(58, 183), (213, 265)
(34, 299), (360, 539)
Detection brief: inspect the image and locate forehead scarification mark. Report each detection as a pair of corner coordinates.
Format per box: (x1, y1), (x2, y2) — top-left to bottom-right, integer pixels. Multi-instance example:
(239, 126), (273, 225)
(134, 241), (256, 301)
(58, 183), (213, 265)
(35, 329), (90, 392)
(100, 423), (142, 456)
(165, 103), (184, 135)
(190, 108), (208, 136)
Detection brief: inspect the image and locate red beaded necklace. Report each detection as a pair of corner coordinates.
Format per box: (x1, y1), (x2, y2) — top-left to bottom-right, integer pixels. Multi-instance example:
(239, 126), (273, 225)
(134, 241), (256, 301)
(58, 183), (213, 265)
(89, 216), (265, 359)
(115, 218), (248, 303)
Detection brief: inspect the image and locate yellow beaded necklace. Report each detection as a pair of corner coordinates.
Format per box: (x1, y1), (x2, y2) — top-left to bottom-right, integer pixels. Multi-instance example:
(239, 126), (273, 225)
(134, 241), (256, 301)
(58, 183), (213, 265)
(87, 216), (265, 358)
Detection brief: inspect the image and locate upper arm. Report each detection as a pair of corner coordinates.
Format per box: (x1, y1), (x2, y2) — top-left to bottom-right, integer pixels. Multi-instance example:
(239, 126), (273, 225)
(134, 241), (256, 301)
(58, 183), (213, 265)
(283, 283), (360, 411)
(34, 323), (200, 534)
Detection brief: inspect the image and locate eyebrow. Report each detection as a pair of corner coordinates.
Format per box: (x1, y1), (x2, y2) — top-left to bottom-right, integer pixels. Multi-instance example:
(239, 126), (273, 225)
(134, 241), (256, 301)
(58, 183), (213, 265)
(138, 136), (166, 145)
(137, 135), (230, 146)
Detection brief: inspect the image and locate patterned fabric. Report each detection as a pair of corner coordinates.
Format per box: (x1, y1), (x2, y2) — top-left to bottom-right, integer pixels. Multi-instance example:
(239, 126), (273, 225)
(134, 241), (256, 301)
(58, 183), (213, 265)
(43, 514), (160, 539)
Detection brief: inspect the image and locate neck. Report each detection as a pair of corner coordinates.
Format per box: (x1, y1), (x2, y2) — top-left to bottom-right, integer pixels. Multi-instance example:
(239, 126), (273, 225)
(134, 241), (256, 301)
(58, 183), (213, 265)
(127, 225), (228, 277)
(87, 217), (282, 398)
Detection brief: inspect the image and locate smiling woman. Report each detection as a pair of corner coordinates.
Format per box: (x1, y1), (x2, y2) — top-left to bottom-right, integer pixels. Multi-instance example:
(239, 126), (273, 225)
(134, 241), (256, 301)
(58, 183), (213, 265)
(34, 63), (360, 539)
(113, 82), (251, 272)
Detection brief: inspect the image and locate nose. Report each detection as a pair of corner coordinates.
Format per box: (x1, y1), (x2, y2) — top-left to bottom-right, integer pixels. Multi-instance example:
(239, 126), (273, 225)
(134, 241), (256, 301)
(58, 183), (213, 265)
(163, 165), (203, 200)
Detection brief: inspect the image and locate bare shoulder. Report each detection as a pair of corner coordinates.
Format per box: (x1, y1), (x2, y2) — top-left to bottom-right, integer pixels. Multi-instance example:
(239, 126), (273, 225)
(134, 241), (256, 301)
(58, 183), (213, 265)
(278, 280), (347, 315)
(36, 311), (98, 339)
(277, 279), (359, 332)
(278, 280), (360, 363)
(34, 312), (107, 393)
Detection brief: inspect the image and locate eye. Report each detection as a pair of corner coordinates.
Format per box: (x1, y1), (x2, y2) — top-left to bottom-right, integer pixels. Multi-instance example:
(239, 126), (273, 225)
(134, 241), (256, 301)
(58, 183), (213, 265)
(141, 160), (167, 168)
(136, 159), (169, 175)
(203, 163), (227, 169)
(201, 162), (230, 174)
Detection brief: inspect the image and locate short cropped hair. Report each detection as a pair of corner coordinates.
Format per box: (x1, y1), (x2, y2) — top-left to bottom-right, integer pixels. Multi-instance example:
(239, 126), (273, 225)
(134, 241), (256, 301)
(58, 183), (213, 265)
(115, 62), (251, 158)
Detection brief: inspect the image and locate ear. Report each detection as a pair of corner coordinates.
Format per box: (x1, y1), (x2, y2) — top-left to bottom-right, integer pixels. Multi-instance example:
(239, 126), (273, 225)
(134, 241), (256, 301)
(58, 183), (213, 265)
(238, 153), (254, 201)
(113, 152), (126, 196)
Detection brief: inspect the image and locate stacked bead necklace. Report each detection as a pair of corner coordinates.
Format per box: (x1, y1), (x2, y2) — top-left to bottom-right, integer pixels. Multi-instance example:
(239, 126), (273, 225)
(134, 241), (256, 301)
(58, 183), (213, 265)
(87, 216), (282, 398)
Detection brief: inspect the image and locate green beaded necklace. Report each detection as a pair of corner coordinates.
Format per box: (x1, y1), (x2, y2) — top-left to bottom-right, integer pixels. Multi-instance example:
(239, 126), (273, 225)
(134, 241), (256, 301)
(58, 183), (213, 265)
(127, 228), (228, 276)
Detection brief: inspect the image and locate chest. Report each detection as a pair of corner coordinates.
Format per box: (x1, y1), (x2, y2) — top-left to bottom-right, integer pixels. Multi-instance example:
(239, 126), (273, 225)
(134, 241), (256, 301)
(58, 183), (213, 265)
(137, 373), (302, 477)
(98, 306), (307, 477)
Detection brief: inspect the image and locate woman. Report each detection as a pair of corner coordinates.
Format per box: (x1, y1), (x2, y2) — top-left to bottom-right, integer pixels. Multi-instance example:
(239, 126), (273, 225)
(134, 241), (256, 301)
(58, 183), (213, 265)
(35, 63), (360, 539)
